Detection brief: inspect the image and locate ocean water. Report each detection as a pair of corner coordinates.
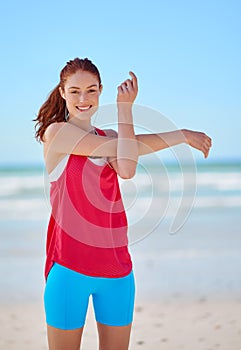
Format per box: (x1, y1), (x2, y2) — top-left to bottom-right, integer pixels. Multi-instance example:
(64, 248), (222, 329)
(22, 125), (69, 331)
(0, 162), (240, 221)
(0, 161), (241, 301)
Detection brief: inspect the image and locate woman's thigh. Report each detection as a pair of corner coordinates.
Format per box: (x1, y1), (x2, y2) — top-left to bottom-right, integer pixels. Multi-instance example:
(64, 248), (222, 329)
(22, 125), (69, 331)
(44, 263), (91, 330)
(93, 271), (135, 327)
(47, 325), (83, 350)
(97, 322), (132, 350)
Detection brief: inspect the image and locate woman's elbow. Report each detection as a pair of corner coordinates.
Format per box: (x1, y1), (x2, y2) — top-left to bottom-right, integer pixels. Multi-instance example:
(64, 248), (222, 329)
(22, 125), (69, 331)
(118, 168), (136, 179)
(116, 158), (138, 179)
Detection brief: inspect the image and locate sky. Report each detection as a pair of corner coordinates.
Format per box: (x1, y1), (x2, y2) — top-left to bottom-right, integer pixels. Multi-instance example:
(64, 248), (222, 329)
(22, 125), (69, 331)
(0, 0), (240, 166)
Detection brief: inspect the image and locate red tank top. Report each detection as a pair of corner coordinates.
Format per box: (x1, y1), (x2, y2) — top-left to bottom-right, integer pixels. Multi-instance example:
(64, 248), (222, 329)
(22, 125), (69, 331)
(45, 128), (132, 279)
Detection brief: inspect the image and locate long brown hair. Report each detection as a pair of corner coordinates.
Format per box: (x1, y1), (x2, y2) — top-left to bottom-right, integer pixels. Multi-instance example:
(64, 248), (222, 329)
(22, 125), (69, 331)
(34, 58), (102, 142)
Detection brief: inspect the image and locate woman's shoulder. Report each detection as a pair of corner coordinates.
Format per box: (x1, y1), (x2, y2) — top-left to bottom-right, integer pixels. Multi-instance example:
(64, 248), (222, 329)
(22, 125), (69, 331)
(43, 122), (66, 142)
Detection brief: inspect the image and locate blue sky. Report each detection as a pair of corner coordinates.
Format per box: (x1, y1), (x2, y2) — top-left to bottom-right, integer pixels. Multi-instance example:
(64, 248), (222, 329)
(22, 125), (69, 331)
(0, 0), (240, 165)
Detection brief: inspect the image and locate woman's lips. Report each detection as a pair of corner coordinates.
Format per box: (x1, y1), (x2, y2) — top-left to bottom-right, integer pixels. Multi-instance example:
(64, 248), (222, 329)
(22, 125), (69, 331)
(76, 105), (92, 112)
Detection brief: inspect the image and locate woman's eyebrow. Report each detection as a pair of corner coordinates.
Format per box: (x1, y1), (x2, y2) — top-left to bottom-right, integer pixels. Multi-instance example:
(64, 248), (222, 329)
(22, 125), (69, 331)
(68, 84), (98, 90)
(87, 84), (98, 88)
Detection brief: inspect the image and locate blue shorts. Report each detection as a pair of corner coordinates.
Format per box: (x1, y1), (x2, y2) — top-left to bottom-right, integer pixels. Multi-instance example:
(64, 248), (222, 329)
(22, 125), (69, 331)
(44, 263), (135, 330)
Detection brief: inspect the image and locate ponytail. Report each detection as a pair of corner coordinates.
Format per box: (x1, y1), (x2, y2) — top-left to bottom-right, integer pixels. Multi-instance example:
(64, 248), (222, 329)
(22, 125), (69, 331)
(33, 84), (66, 142)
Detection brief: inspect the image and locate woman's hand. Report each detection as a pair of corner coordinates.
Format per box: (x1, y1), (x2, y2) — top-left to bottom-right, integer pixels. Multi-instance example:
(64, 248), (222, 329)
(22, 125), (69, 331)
(117, 71), (138, 105)
(182, 129), (212, 158)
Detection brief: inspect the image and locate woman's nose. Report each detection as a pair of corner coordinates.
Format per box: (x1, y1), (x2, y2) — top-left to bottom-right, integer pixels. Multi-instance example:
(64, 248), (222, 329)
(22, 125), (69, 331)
(79, 92), (88, 102)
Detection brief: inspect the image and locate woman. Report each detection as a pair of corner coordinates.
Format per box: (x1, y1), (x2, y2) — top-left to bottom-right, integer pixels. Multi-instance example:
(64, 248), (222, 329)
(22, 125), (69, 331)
(34, 57), (212, 350)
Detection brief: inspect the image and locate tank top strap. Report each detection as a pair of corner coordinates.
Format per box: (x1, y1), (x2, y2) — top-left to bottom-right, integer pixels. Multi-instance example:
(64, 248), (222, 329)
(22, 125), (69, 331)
(95, 127), (106, 136)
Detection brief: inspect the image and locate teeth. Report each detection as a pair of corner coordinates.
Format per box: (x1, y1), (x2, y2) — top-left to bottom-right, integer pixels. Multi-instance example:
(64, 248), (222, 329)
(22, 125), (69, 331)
(77, 106), (91, 111)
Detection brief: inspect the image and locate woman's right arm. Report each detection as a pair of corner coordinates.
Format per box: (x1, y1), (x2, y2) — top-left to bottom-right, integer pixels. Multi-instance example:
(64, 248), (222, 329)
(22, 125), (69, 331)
(44, 122), (119, 158)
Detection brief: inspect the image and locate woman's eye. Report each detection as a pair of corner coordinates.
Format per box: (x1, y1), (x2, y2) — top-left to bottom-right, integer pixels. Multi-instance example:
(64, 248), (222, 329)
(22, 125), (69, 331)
(88, 90), (96, 93)
(71, 91), (78, 94)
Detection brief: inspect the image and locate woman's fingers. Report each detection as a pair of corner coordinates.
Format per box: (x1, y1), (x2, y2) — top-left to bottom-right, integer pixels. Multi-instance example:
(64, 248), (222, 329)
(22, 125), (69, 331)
(129, 71), (138, 90)
(120, 72), (138, 92)
(121, 79), (132, 91)
(117, 85), (123, 94)
(125, 79), (133, 90)
(203, 144), (210, 158)
(117, 72), (138, 103)
(125, 72), (138, 92)
(184, 130), (212, 158)
(202, 134), (212, 158)
(122, 83), (129, 92)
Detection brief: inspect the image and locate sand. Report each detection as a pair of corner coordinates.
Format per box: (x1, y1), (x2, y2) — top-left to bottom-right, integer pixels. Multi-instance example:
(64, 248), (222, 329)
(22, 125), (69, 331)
(0, 297), (241, 350)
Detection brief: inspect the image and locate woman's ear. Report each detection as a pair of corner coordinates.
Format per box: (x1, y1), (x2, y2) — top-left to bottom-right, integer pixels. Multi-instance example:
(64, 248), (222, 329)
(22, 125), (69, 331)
(59, 86), (66, 99)
(99, 84), (103, 94)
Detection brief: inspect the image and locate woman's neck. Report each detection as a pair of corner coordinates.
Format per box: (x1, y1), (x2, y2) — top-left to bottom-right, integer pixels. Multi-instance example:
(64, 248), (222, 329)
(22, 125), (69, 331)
(68, 116), (93, 132)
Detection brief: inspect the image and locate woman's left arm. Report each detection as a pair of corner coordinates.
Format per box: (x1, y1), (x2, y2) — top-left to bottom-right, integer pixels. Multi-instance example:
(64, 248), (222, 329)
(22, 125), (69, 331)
(107, 129), (212, 172)
(136, 129), (212, 158)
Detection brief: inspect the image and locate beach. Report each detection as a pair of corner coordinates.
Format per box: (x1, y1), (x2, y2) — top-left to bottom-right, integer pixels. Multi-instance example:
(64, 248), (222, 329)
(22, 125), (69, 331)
(1, 298), (241, 349)
(0, 162), (241, 349)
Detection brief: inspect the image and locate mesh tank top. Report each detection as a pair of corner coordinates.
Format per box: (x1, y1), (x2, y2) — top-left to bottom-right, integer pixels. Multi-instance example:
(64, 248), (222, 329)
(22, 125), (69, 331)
(45, 128), (132, 279)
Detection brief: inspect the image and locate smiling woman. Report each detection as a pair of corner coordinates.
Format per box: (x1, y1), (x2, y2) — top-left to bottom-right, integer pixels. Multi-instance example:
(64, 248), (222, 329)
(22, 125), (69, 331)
(34, 57), (139, 350)
(33, 57), (211, 350)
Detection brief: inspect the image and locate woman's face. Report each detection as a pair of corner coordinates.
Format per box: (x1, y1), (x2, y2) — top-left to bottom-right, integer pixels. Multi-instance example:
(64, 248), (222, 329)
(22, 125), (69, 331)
(60, 70), (102, 120)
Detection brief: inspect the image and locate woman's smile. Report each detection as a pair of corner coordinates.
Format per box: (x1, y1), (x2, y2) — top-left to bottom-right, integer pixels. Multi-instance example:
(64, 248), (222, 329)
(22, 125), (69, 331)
(76, 105), (93, 112)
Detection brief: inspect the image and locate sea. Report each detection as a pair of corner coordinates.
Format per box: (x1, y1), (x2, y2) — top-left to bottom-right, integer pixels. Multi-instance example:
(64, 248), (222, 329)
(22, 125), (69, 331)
(0, 161), (241, 302)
